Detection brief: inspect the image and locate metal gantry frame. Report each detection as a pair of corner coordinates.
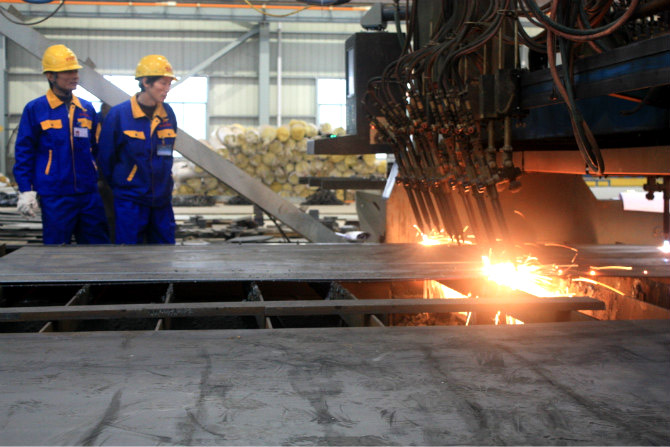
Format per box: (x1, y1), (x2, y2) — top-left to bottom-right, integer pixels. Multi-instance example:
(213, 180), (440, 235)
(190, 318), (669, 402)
(172, 25), (260, 89)
(0, 11), (341, 242)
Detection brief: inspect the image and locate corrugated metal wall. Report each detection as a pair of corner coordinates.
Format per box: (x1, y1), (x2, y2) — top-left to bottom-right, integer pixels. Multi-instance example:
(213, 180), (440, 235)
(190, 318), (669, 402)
(5, 20), (357, 162)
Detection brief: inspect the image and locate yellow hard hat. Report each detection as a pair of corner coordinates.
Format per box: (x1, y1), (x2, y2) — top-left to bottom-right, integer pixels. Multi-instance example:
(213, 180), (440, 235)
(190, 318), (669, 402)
(42, 44), (82, 73)
(135, 55), (177, 80)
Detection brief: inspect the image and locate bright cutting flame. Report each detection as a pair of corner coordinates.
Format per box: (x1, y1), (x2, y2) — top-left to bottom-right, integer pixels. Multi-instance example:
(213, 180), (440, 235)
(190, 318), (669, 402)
(422, 247), (570, 322)
(481, 254), (572, 298)
(482, 254), (569, 325)
(424, 280), (473, 325)
(424, 280), (468, 299)
(414, 225), (474, 246)
(492, 310), (523, 325)
(660, 240), (670, 254)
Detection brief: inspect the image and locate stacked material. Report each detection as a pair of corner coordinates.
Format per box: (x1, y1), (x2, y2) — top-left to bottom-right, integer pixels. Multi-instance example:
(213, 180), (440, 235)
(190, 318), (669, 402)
(0, 173), (18, 207)
(0, 174), (11, 187)
(173, 121), (386, 200)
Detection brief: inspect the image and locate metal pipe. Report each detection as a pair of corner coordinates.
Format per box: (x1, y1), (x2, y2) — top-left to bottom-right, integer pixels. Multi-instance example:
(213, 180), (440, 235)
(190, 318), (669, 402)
(498, 25), (503, 71)
(473, 191), (495, 244)
(404, 184), (428, 232)
(276, 22), (283, 126)
(514, 20), (519, 69)
(460, 190), (483, 243)
(502, 115), (513, 170)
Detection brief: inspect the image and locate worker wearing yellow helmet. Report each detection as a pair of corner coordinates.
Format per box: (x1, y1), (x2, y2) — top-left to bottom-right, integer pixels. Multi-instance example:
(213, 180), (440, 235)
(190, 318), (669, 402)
(13, 44), (110, 244)
(98, 55), (179, 244)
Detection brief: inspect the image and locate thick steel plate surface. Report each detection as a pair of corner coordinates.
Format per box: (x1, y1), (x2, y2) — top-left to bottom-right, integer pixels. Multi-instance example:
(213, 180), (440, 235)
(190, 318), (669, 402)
(0, 243), (485, 284)
(536, 244), (670, 277)
(0, 243), (667, 284)
(0, 321), (668, 445)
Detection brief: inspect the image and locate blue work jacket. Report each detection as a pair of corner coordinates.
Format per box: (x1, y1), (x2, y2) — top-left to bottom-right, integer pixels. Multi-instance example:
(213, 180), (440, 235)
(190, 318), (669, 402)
(13, 90), (99, 196)
(98, 95), (178, 208)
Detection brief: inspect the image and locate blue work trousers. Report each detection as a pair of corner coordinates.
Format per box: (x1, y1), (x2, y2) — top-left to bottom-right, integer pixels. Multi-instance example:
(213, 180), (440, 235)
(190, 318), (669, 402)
(40, 193), (110, 245)
(114, 198), (176, 244)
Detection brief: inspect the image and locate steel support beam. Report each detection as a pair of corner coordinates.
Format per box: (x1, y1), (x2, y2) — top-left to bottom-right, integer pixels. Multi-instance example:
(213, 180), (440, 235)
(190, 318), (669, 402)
(299, 176), (386, 189)
(0, 296), (604, 321)
(172, 25), (259, 89)
(2, 2), (369, 24)
(0, 12), (340, 242)
(258, 22), (270, 126)
(175, 131), (340, 242)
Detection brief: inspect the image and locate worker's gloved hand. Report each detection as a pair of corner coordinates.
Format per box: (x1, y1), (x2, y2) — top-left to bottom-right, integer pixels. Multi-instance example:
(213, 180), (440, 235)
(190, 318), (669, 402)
(17, 191), (39, 218)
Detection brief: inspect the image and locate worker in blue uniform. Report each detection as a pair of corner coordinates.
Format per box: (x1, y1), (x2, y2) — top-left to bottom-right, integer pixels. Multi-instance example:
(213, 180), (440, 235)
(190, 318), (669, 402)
(13, 44), (110, 245)
(98, 55), (178, 244)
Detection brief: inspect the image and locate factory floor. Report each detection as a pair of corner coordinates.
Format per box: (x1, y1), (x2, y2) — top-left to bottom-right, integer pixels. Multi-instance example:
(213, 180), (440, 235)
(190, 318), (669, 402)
(1, 320), (668, 445)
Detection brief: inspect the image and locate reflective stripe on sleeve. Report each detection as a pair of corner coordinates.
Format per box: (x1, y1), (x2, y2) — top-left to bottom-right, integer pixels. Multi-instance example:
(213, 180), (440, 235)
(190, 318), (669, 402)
(45, 149), (53, 175)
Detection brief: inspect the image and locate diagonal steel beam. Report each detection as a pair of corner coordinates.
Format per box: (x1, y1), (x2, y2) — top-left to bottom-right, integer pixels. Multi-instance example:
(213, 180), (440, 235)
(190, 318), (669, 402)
(174, 131), (340, 242)
(0, 11), (340, 242)
(172, 24), (259, 88)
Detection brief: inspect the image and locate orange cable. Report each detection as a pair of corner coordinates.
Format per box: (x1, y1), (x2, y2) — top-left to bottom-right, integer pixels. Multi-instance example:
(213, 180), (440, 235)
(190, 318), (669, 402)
(608, 93), (643, 104)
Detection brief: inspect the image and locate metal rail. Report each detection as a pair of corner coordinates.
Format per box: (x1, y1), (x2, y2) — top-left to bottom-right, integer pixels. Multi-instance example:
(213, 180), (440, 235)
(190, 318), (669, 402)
(0, 296), (604, 322)
(299, 177), (387, 190)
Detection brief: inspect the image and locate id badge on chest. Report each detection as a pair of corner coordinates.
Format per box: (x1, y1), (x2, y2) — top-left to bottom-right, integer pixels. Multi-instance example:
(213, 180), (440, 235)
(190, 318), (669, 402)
(73, 127), (89, 138)
(157, 143), (173, 157)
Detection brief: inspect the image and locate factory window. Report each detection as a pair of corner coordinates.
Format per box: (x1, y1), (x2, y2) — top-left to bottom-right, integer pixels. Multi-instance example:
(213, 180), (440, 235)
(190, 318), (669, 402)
(73, 86), (102, 112)
(316, 78), (346, 130)
(74, 75), (208, 141)
(166, 77), (208, 141)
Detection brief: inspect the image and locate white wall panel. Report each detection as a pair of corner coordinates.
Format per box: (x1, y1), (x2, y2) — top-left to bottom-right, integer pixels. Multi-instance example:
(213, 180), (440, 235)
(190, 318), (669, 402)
(277, 32), (347, 77)
(273, 79), (316, 118)
(8, 75), (45, 115)
(209, 80), (258, 118)
(7, 40), (38, 73)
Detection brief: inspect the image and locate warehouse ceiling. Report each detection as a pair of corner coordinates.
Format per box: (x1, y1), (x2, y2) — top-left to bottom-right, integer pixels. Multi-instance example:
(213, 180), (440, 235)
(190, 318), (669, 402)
(1, 0), (399, 24)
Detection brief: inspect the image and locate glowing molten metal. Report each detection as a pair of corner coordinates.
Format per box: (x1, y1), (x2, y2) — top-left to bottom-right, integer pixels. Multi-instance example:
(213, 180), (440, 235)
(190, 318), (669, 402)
(481, 255), (571, 298)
